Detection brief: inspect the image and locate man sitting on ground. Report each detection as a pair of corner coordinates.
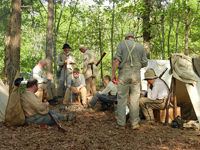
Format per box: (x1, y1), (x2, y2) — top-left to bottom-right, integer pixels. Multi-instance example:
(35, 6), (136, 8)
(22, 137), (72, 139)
(140, 69), (169, 124)
(62, 68), (87, 108)
(32, 59), (57, 105)
(88, 75), (117, 111)
(20, 79), (73, 125)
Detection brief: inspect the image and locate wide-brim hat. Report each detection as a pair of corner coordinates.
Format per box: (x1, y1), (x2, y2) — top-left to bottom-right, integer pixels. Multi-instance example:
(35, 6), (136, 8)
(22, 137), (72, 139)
(62, 43), (71, 49)
(125, 33), (134, 39)
(144, 70), (158, 80)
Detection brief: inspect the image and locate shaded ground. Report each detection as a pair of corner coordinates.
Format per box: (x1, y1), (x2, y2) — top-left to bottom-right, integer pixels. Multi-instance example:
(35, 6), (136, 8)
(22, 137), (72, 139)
(1, 102), (200, 150)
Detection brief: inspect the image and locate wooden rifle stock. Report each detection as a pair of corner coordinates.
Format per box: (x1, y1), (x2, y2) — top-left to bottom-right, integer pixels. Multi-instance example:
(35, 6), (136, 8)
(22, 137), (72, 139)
(96, 52), (106, 66)
(48, 112), (67, 134)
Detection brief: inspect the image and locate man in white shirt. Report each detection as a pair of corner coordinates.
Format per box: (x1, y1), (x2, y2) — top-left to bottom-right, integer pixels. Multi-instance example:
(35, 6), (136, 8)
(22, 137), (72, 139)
(32, 60), (57, 105)
(140, 69), (169, 123)
(88, 75), (117, 111)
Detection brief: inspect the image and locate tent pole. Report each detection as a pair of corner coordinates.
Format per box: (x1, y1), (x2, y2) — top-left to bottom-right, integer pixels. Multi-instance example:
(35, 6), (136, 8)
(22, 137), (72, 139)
(173, 78), (177, 118)
(164, 77), (174, 125)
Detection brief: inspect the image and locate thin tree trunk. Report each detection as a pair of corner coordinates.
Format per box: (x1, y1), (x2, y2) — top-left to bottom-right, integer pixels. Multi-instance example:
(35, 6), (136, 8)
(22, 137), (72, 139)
(185, 0), (200, 55)
(175, 1), (180, 53)
(98, 9), (103, 84)
(111, 0), (114, 67)
(53, 0), (67, 76)
(167, 13), (174, 57)
(143, 0), (151, 59)
(185, 0), (189, 55)
(46, 0), (54, 79)
(8, 0), (22, 93)
(161, 14), (165, 60)
(65, 0), (78, 43)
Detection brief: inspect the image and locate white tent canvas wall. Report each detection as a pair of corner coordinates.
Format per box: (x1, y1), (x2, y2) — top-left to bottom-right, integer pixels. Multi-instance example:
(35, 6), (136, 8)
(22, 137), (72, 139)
(141, 57), (200, 125)
(0, 79), (8, 122)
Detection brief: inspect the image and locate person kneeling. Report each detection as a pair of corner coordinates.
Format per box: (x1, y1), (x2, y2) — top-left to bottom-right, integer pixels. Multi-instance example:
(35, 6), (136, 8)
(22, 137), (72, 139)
(140, 69), (169, 124)
(63, 68), (87, 108)
(21, 79), (73, 125)
(88, 75), (117, 111)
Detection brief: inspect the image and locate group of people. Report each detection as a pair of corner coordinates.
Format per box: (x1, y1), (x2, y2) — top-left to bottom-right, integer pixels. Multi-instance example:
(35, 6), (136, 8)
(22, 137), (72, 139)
(20, 33), (169, 130)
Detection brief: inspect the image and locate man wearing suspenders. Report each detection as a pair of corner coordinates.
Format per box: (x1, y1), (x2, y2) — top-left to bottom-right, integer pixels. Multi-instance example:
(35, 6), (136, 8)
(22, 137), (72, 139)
(112, 33), (148, 130)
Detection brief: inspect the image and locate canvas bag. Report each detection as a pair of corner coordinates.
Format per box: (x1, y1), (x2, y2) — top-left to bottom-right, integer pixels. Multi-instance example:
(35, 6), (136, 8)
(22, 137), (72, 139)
(5, 70), (25, 126)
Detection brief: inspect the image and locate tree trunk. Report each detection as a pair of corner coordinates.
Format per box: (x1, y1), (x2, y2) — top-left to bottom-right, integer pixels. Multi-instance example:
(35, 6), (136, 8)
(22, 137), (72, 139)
(66, 0), (78, 43)
(8, 0), (22, 93)
(53, 0), (67, 76)
(2, 7), (12, 85)
(111, 0), (114, 67)
(185, 0), (189, 56)
(46, 0), (54, 79)
(143, 0), (151, 59)
(175, 1), (180, 53)
(161, 14), (165, 60)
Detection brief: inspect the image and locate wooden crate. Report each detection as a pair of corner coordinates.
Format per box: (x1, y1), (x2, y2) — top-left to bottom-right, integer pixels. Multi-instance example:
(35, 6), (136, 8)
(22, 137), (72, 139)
(154, 106), (181, 123)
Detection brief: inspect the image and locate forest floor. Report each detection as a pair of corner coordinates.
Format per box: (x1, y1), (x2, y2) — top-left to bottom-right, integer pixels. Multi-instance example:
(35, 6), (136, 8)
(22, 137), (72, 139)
(1, 100), (200, 150)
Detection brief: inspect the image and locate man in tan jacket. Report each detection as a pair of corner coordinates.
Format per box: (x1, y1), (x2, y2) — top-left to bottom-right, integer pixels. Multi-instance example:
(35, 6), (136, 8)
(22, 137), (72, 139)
(79, 45), (98, 98)
(57, 44), (76, 98)
(21, 79), (73, 125)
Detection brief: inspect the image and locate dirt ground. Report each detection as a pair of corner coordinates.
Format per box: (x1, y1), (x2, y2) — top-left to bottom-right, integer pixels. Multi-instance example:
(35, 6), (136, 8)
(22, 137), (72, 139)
(1, 102), (200, 150)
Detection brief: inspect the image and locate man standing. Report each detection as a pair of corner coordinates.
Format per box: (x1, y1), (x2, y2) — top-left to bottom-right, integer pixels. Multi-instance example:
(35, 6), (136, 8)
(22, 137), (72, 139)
(21, 79), (73, 125)
(63, 68), (87, 108)
(88, 75), (117, 111)
(32, 59), (57, 105)
(57, 44), (76, 98)
(79, 45), (98, 98)
(112, 33), (148, 130)
(140, 69), (169, 124)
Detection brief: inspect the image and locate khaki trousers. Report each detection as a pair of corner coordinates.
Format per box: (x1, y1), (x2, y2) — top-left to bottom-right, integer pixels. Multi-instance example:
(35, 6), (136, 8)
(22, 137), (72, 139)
(85, 77), (96, 96)
(63, 86), (87, 106)
(117, 68), (141, 126)
(139, 97), (166, 121)
(38, 83), (57, 101)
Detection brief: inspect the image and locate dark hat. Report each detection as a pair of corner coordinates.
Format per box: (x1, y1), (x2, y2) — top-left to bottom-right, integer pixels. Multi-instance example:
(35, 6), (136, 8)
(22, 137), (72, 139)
(62, 43), (71, 49)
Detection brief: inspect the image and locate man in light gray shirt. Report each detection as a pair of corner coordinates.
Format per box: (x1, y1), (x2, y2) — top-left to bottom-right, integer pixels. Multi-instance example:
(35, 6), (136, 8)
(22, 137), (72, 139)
(88, 75), (117, 111)
(63, 68), (87, 107)
(32, 60), (57, 105)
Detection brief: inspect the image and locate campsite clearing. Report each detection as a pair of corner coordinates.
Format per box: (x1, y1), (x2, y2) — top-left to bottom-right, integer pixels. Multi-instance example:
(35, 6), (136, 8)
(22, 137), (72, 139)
(0, 103), (200, 150)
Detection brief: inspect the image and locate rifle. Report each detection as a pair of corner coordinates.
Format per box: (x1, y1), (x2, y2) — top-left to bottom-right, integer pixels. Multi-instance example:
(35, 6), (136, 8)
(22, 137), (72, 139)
(96, 52), (106, 66)
(48, 112), (67, 134)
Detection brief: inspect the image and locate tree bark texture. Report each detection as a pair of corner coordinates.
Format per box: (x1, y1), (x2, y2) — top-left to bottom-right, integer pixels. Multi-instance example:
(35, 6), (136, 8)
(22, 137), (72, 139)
(143, 0), (151, 59)
(185, 0), (189, 56)
(2, 7), (12, 84)
(7, 0), (22, 93)
(46, 0), (54, 79)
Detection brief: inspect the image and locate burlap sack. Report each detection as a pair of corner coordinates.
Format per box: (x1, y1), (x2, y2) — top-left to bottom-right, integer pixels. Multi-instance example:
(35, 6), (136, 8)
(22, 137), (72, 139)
(5, 71), (25, 126)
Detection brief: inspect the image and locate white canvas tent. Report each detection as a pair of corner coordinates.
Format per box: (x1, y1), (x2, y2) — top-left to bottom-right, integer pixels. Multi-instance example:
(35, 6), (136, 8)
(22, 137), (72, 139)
(0, 79), (9, 122)
(141, 57), (200, 126)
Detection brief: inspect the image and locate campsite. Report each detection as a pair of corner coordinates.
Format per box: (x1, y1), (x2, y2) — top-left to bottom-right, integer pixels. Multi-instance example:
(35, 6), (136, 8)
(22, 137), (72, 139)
(1, 0), (200, 149)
